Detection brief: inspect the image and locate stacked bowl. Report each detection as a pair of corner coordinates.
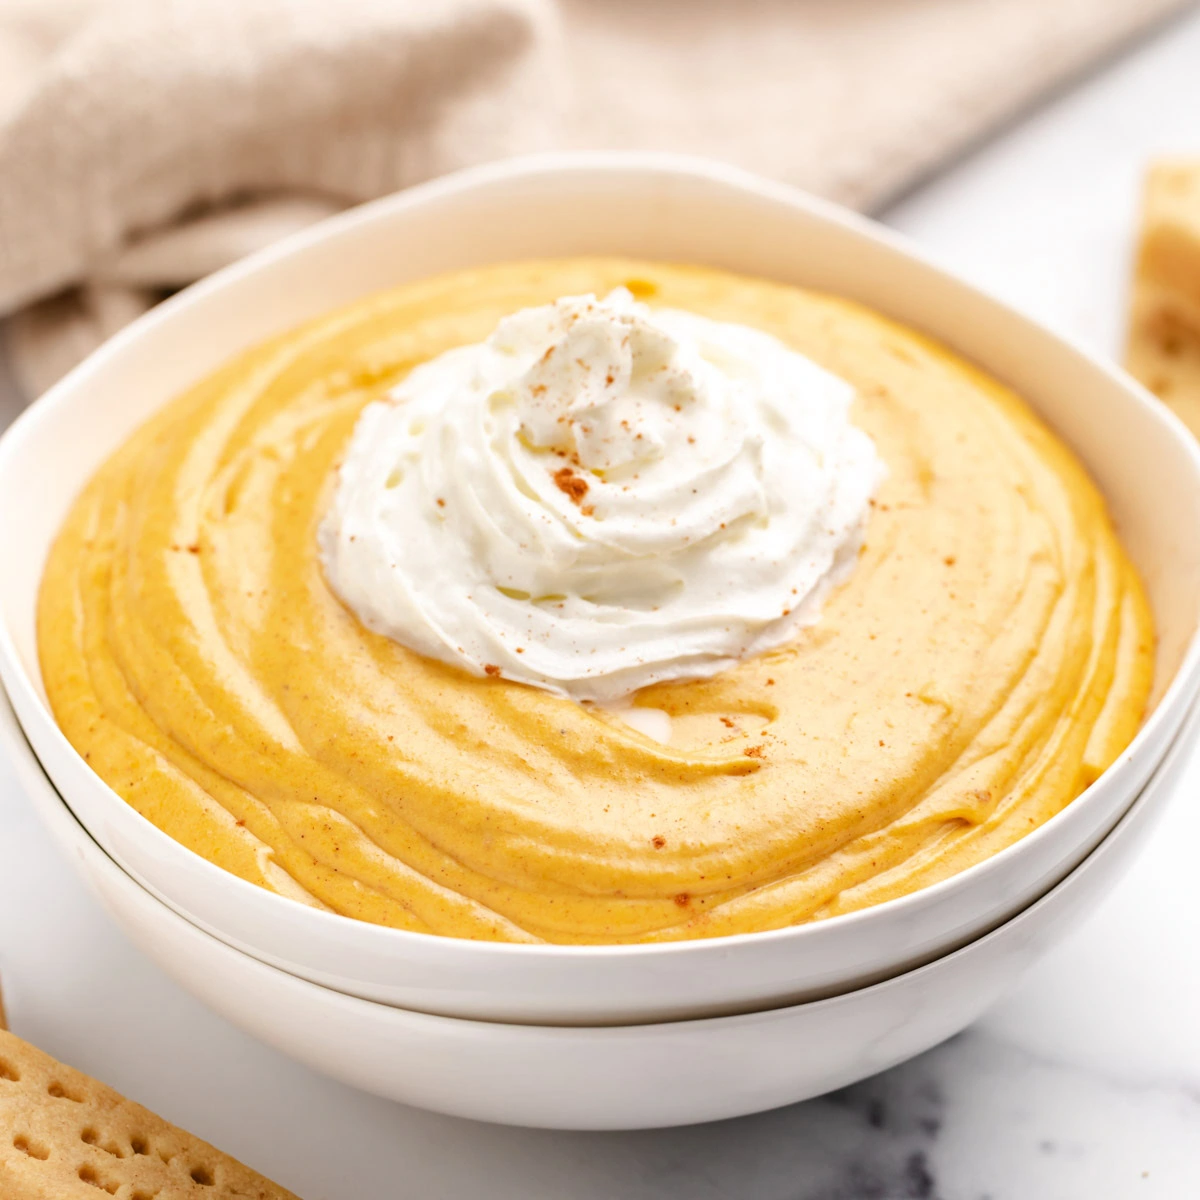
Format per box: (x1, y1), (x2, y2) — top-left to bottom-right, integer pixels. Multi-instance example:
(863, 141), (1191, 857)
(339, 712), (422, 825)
(2, 156), (1199, 1130)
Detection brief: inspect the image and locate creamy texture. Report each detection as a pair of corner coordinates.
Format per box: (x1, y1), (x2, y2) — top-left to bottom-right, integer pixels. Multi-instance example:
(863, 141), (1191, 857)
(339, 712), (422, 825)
(37, 259), (1156, 944)
(319, 289), (882, 701)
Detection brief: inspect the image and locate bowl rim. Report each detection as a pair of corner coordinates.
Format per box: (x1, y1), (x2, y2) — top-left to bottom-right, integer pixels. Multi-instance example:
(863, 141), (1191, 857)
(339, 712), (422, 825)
(3, 149), (1200, 963)
(4, 673), (1195, 1033)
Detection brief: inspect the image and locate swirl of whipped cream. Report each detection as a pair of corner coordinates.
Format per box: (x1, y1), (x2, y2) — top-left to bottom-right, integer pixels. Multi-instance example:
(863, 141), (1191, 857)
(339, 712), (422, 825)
(319, 289), (883, 702)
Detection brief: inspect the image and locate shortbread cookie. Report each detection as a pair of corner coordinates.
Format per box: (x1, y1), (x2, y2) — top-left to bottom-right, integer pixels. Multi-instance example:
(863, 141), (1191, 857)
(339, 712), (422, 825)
(1126, 296), (1200, 438)
(1134, 160), (1200, 332)
(0, 1028), (299, 1199)
(1127, 159), (1200, 438)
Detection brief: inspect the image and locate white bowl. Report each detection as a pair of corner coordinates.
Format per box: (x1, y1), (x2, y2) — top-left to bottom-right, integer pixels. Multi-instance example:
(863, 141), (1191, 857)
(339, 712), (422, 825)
(2, 679), (1195, 1130)
(2, 153), (1200, 1025)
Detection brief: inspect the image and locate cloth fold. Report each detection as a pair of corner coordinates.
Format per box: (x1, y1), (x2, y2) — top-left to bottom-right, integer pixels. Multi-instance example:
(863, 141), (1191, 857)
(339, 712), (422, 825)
(0, 0), (1191, 397)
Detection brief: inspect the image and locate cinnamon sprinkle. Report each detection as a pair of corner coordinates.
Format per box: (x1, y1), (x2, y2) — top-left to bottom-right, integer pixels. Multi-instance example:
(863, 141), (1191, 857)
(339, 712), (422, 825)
(553, 466), (589, 505)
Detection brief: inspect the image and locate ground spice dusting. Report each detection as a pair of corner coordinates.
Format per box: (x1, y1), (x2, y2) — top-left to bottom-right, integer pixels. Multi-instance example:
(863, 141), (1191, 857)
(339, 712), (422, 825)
(554, 466), (589, 504)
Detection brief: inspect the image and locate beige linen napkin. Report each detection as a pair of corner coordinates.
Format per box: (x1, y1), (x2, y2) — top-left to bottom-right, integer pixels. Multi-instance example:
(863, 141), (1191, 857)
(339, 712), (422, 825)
(0, 0), (1190, 397)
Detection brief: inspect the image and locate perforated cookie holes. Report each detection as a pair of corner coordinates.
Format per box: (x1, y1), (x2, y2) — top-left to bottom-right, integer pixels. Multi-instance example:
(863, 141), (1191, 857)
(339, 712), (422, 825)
(12, 1133), (50, 1160)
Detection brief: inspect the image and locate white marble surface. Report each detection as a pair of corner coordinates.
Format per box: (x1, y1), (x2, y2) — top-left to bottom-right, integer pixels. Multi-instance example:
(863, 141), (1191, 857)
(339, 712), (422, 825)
(3, 10), (1200, 1198)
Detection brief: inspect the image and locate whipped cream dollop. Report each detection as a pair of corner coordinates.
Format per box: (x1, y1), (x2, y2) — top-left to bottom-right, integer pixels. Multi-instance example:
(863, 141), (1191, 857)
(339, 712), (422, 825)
(319, 289), (883, 703)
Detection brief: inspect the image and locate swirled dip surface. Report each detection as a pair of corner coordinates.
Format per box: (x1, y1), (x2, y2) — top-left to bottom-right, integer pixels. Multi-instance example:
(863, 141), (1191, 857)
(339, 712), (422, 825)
(38, 260), (1155, 943)
(320, 289), (883, 701)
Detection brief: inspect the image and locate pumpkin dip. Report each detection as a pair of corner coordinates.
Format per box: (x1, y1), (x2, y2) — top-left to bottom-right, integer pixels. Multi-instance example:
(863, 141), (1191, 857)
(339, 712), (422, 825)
(37, 259), (1154, 943)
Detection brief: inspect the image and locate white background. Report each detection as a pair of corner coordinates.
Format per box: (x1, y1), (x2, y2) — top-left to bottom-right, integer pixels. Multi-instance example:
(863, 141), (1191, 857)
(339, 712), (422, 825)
(2, 9), (1199, 1197)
